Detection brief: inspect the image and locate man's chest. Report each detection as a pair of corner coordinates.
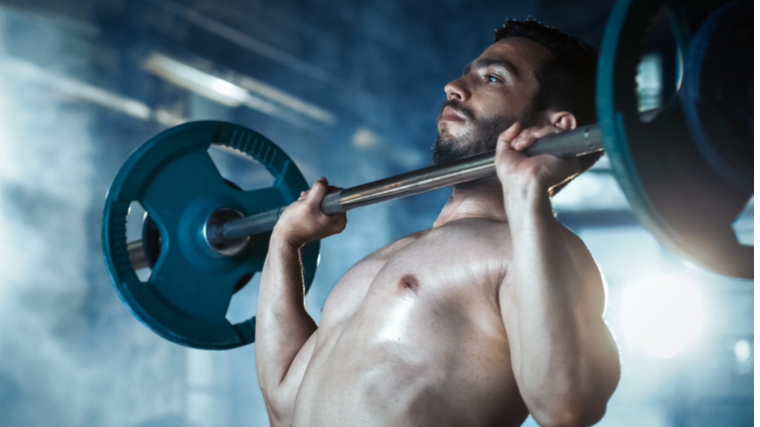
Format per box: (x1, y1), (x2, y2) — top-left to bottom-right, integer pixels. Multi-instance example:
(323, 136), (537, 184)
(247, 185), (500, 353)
(318, 221), (511, 334)
(294, 224), (523, 427)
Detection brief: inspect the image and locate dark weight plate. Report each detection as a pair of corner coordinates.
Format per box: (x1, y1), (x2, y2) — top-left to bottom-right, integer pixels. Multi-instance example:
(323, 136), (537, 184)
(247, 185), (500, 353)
(102, 121), (319, 349)
(597, 0), (752, 278)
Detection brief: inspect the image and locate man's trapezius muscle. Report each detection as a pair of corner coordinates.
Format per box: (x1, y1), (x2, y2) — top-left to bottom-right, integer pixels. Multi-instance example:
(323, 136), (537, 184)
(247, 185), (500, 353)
(255, 20), (620, 427)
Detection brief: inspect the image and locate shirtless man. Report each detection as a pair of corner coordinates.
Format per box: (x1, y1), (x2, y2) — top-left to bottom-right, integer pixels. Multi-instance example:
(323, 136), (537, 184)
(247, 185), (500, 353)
(255, 19), (621, 427)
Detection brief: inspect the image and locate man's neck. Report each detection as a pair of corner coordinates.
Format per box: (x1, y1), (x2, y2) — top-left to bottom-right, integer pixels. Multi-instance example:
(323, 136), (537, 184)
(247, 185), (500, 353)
(432, 177), (507, 228)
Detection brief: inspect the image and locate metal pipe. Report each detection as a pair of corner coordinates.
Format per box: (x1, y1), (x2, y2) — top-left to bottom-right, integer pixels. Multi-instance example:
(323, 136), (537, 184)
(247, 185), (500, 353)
(128, 239), (148, 270)
(129, 123), (604, 262)
(316, 150), (495, 215)
(218, 123), (602, 240)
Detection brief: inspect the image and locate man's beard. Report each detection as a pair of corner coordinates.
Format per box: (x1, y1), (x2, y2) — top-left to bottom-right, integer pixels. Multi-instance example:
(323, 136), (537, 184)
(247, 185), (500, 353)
(431, 100), (525, 166)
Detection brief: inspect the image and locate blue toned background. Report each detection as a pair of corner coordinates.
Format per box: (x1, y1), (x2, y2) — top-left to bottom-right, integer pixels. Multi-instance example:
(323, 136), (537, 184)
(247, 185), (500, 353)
(0, 0), (753, 426)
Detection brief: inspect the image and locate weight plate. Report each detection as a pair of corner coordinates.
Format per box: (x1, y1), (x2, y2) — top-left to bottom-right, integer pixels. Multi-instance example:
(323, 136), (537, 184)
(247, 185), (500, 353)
(139, 178), (258, 293)
(681, 0), (753, 194)
(103, 121), (320, 349)
(597, 0), (753, 278)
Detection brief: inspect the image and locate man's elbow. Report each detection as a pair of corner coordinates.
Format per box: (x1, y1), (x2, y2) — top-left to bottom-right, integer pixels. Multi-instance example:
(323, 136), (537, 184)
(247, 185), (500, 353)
(528, 374), (618, 427)
(260, 388), (295, 427)
(531, 399), (608, 427)
(532, 324), (621, 426)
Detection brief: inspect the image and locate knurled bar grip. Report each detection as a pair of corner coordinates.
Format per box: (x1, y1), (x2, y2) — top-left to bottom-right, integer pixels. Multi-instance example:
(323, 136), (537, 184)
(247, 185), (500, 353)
(218, 124), (602, 241)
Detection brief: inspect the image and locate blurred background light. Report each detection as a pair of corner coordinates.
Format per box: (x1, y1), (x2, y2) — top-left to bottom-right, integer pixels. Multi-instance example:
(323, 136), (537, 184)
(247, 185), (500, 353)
(636, 52), (663, 111)
(621, 275), (705, 359)
(4, 57), (152, 120)
(733, 339), (750, 364)
(143, 52), (335, 127)
(731, 196), (753, 246)
(142, 52), (250, 106)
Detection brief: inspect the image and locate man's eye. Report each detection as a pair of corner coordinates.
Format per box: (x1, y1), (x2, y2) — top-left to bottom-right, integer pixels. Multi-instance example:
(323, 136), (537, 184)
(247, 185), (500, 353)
(486, 75), (501, 83)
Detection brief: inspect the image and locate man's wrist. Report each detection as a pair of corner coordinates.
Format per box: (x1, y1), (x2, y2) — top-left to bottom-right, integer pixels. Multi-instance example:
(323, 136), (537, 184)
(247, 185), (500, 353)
(270, 228), (305, 252)
(503, 177), (554, 221)
(503, 175), (545, 204)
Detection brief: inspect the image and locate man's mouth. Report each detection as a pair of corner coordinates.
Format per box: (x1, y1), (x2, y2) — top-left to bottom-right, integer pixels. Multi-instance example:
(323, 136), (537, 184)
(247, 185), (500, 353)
(439, 106), (466, 123)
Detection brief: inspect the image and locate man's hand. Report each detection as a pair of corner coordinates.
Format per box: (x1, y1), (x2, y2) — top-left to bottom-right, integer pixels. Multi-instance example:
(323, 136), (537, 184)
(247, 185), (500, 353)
(494, 121), (581, 195)
(272, 177), (348, 248)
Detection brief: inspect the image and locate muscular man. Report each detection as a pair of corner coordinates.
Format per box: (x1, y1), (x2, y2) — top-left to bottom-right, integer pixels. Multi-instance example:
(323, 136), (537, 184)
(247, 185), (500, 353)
(255, 19), (620, 427)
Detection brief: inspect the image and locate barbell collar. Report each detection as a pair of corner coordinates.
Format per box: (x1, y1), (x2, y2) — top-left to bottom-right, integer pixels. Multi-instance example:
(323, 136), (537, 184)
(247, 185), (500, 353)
(204, 208), (251, 255)
(218, 205), (288, 241)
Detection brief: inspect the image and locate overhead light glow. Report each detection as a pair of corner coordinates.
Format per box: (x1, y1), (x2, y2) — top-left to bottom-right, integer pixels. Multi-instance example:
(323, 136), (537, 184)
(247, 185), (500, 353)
(155, 108), (186, 127)
(238, 76), (336, 124)
(143, 53), (249, 106)
(621, 275), (705, 359)
(2, 57), (152, 120)
(142, 52), (334, 127)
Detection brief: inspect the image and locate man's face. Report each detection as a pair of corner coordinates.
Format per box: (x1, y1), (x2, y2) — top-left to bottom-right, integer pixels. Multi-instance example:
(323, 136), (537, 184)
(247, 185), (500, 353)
(432, 37), (551, 165)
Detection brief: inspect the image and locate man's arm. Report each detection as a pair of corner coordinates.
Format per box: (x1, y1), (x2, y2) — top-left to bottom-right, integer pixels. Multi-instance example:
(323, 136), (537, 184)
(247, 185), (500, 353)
(495, 122), (621, 427)
(255, 177), (347, 425)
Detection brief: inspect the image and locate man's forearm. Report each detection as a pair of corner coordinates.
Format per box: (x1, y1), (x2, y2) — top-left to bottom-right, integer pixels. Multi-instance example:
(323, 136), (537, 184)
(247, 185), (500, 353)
(255, 236), (318, 394)
(501, 183), (619, 426)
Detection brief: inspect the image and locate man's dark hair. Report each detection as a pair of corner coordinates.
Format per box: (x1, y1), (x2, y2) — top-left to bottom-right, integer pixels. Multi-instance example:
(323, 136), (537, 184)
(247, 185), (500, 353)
(494, 19), (603, 195)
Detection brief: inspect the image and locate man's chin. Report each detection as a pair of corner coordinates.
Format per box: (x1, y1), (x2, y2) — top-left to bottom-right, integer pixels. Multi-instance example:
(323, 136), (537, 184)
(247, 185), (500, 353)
(438, 121), (469, 136)
(436, 125), (472, 147)
(432, 138), (470, 166)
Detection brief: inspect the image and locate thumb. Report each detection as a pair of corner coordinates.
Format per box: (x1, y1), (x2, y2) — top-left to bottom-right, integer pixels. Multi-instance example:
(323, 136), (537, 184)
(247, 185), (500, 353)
(306, 177), (329, 207)
(496, 122), (521, 157)
(496, 122), (522, 152)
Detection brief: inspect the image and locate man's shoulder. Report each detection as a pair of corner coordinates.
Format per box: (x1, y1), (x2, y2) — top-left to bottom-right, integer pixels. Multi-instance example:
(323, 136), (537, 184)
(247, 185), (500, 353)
(386, 218), (510, 252)
(432, 216), (511, 245)
(408, 218), (514, 275)
(361, 217), (512, 268)
(364, 228), (429, 261)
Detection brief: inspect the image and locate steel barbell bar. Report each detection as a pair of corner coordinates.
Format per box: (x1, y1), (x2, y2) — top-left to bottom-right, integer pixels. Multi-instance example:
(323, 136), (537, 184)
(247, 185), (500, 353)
(128, 123), (603, 270)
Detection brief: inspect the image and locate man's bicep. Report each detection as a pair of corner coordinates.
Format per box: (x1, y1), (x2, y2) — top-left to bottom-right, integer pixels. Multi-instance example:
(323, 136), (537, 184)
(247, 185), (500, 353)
(561, 227), (622, 405)
(560, 227), (608, 318)
(280, 328), (318, 392)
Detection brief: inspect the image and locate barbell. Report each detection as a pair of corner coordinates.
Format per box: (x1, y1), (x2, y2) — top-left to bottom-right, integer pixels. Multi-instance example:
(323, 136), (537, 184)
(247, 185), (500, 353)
(102, 0), (752, 350)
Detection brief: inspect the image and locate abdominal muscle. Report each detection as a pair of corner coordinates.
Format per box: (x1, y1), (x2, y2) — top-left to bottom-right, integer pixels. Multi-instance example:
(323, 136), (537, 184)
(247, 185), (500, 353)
(290, 222), (529, 427)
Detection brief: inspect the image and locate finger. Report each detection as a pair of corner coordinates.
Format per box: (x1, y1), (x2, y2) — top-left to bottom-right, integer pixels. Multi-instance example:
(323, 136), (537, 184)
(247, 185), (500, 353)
(305, 177), (329, 206)
(331, 212), (348, 233)
(513, 125), (564, 153)
(496, 122), (522, 150)
(496, 124), (520, 160)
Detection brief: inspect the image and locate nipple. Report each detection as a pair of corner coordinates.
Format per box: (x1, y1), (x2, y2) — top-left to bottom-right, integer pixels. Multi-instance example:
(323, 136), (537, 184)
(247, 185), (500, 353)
(398, 274), (419, 293)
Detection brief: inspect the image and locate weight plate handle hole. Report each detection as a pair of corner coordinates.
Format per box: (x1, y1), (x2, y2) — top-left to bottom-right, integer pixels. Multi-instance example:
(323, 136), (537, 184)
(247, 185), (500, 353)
(208, 144), (275, 192)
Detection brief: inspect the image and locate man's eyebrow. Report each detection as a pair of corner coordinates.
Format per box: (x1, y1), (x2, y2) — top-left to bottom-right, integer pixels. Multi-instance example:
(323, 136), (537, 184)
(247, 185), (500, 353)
(462, 58), (520, 77)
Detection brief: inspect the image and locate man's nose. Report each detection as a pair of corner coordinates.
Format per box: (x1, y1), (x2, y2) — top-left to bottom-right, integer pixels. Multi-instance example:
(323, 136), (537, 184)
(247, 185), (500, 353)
(444, 78), (470, 102)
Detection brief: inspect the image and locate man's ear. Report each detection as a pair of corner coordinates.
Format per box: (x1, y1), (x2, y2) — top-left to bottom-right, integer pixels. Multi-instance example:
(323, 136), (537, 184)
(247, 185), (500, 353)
(548, 111), (577, 131)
